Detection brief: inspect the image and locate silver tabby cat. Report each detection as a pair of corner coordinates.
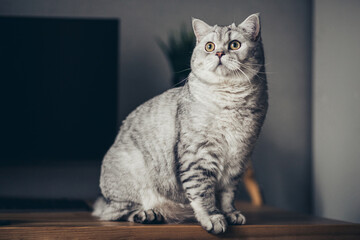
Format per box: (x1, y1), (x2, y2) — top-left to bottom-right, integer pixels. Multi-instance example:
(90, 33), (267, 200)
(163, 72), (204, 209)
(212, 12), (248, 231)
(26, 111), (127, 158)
(93, 13), (268, 234)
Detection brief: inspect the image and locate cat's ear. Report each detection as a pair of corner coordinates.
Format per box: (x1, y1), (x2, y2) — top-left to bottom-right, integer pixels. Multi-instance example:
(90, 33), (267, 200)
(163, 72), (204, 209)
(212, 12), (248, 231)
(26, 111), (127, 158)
(192, 18), (211, 43)
(238, 13), (261, 41)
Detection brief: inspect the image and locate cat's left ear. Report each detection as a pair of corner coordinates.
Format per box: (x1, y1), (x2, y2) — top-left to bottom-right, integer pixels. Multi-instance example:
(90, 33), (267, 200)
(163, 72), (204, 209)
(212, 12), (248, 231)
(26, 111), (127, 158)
(192, 18), (212, 43)
(239, 13), (261, 41)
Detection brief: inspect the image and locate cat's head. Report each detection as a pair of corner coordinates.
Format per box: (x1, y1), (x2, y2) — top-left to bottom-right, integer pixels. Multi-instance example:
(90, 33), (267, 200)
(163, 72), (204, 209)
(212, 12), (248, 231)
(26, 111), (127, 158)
(191, 13), (264, 84)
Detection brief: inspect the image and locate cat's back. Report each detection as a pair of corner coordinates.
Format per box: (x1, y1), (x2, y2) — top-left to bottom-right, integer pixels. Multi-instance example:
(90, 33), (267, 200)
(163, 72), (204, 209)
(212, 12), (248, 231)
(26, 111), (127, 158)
(110, 86), (184, 160)
(119, 86), (182, 134)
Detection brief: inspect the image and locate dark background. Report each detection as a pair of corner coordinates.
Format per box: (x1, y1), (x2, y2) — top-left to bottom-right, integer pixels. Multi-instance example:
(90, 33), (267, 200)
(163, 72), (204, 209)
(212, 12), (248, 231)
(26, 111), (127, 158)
(0, 0), (359, 224)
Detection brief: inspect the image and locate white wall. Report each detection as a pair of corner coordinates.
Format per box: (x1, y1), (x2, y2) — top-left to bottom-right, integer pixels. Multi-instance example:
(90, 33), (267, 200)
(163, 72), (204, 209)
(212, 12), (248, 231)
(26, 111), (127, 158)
(313, 0), (360, 223)
(0, 0), (312, 213)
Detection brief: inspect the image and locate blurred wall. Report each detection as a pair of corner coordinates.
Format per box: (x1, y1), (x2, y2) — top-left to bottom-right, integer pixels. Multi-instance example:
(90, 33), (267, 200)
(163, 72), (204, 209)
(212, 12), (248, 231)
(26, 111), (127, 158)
(0, 0), (312, 213)
(313, 0), (360, 223)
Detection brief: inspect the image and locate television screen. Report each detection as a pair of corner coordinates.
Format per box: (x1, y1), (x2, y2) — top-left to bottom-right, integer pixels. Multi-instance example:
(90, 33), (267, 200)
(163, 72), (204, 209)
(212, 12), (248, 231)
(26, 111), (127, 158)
(0, 16), (118, 164)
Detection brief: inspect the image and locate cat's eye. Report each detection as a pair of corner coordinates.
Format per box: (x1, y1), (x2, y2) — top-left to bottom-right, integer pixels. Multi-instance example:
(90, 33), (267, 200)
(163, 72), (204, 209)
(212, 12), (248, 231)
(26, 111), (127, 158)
(205, 42), (215, 52)
(229, 40), (241, 50)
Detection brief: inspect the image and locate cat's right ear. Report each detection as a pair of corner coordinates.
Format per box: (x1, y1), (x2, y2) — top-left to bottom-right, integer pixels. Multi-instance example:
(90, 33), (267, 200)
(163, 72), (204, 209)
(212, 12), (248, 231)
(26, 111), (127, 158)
(192, 18), (211, 43)
(238, 13), (261, 41)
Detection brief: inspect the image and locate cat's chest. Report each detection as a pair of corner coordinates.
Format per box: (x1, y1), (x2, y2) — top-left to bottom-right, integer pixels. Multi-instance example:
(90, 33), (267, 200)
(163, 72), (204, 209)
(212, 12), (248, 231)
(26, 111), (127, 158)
(209, 109), (257, 180)
(185, 100), (262, 159)
(211, 109), (252, 144)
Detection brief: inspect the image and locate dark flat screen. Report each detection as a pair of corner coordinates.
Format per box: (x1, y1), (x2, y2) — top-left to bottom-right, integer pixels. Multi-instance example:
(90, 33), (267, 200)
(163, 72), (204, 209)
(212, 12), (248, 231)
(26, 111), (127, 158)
(0, 17), (118, 163)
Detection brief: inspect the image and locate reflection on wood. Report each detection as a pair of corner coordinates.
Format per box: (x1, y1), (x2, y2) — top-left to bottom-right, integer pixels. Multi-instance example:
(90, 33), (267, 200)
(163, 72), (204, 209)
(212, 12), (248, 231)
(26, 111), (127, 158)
(0, 201), (359, 239)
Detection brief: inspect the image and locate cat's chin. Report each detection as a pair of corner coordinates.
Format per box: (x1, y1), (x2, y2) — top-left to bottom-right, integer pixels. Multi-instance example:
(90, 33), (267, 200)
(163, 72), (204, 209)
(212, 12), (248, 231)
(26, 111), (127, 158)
(192, 68), (248, 86)
(192, 72), (236, 86)
(214, 65), (232, 77)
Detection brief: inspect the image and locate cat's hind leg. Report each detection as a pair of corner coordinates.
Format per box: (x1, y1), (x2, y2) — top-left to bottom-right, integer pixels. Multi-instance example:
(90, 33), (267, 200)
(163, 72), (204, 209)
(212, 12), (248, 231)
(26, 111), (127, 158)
(128, 209), (165, 224)
(92, 196), (165, 223)
(92, 197), (141, 221)
(127, 188), (166, 224)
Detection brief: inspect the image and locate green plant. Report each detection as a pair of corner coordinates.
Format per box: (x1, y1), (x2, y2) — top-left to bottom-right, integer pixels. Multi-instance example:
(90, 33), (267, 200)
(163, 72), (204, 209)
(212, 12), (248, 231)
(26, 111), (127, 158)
(157, 24), (196, 86)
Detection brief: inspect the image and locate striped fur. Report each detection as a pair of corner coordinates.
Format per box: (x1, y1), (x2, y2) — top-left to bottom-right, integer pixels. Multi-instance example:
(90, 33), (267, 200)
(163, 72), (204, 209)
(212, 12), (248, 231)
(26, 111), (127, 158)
(93, 14), (268, 234)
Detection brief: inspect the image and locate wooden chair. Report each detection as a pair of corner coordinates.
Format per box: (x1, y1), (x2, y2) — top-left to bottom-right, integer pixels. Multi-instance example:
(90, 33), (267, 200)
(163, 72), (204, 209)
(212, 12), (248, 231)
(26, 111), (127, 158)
(243, 163), (263, 206)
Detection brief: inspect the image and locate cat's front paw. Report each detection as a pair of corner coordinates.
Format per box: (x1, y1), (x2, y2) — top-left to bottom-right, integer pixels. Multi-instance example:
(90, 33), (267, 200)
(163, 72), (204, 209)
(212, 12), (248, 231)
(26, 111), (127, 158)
(225, 210), (246, 225)
(200, 214), (227, 234)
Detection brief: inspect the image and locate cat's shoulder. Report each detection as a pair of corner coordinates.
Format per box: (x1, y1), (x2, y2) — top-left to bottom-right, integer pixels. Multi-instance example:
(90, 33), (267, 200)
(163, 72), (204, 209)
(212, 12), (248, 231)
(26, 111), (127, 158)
(125, 86), (184, 119)
(147, 86), (183, 104)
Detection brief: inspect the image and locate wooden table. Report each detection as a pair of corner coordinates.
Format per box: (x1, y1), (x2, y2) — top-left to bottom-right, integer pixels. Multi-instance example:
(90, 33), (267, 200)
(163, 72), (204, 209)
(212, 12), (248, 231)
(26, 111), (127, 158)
(0, 201), (359, 239)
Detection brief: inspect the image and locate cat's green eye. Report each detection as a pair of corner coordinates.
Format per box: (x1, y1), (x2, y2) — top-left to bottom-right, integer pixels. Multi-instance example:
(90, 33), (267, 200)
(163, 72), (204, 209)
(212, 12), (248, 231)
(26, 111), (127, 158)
(229, 40), (241, 50)
(205, 42), (215, 52)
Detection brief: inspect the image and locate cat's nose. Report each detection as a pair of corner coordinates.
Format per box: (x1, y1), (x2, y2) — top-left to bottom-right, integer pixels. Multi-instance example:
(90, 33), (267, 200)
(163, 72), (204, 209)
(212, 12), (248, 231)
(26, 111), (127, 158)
(215, 51), (225, 58)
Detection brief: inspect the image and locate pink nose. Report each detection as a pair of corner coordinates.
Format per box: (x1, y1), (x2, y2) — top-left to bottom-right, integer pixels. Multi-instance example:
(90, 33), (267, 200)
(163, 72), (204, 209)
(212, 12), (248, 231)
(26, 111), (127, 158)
(215, 51), (225, 58)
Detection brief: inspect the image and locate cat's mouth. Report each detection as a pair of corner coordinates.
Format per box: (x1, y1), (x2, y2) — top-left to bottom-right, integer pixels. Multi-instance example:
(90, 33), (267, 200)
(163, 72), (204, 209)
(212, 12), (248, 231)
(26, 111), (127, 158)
(216, 61), (225, 69)
(216, 60), (230, 70)
(214, 62), (231, 76)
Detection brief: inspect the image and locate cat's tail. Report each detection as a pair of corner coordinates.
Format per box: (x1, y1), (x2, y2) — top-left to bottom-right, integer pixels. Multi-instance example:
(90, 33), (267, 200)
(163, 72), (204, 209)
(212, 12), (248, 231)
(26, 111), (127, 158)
(92, 196), (107, 218)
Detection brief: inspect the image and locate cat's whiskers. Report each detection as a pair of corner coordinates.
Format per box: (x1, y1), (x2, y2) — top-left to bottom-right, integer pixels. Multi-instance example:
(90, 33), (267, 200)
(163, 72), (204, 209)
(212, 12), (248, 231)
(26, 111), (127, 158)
(240, 65), (259, 74)
(174, 68), (192, 74)
(241, 65), (264, 73)
(233, 70), (242, 81)
(239, 64), (268, 81)
(222, 58), (250, 83)
(225, 58), (241, 71)
(172, 77), (189, 88)
(243, 64), (275, 74)
(242, 62), (273, 73)
(232, 69), (245, 83)
(236, 68), (251, 83)
(205, 60), (218, 71)
(243, 62), (268, 67)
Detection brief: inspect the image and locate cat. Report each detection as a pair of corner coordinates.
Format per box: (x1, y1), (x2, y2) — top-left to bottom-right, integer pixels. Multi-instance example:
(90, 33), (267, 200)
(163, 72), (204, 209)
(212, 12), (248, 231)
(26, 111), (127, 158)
(93, 13), (268, 234)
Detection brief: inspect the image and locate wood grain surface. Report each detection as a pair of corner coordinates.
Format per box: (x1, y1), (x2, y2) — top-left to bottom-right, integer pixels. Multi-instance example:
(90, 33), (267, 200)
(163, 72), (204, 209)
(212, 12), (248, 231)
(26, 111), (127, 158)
(0, 201), (359, 239)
